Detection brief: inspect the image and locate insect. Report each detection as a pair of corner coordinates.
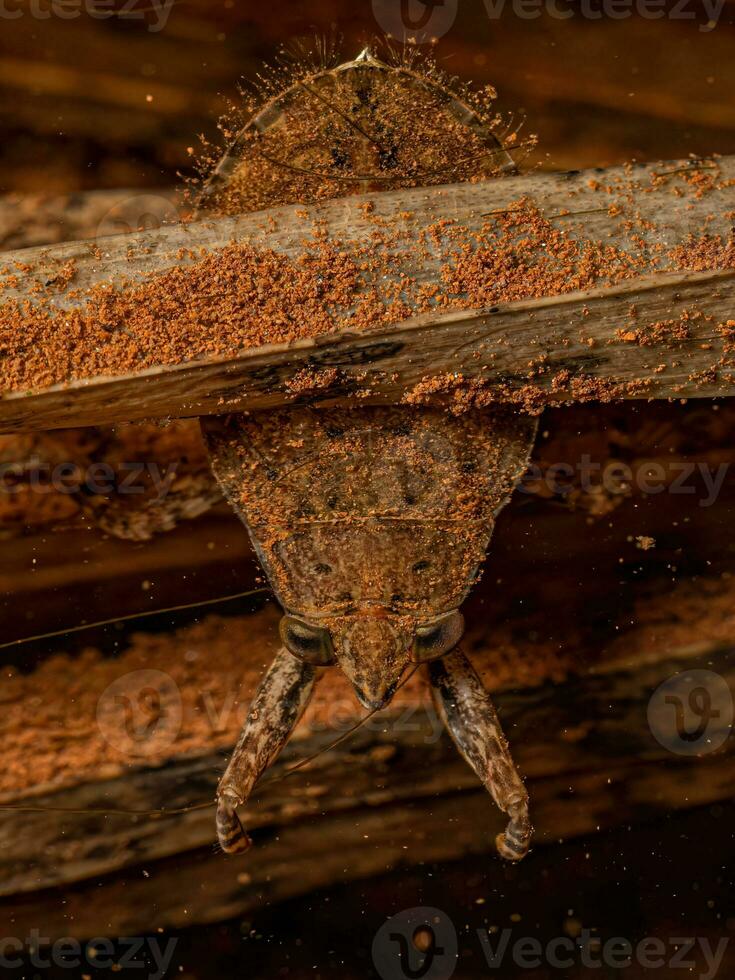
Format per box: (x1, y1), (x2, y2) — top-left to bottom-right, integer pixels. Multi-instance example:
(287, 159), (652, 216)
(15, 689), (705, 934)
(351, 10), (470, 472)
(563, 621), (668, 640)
(194, 44), (526, 213)
(194, 45), (540, 861)
(204, 406), (537, 860)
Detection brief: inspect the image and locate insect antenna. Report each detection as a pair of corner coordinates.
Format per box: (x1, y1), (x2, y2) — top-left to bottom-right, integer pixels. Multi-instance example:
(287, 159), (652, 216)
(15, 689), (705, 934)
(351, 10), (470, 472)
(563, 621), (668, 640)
(0, 587), (271, 652)
(0, 801), (214, 817)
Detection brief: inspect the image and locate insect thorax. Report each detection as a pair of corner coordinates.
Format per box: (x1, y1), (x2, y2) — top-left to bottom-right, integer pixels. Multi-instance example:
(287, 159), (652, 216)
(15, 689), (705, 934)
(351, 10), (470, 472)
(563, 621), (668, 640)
(202, 406), (536, 620)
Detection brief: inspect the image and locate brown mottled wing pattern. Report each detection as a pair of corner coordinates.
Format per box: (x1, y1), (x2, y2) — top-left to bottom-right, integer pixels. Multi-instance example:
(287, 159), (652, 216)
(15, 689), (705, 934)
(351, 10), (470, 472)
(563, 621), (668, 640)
(202, 406), (536, 618)
(198, 49), (516, 216)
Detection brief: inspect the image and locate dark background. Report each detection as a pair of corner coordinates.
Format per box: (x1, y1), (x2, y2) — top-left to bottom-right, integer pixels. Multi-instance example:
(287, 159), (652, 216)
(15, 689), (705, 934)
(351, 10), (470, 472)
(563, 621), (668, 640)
(2, 0), (735, 195)
(3, 2), (735, 978)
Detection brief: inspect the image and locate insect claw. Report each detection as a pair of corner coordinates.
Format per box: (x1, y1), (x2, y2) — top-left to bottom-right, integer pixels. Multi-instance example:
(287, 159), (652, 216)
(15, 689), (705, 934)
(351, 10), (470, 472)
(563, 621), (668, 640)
(495, 799), (532, 862)
(216, 794), (252, 855)
(495, 831), (525, 862)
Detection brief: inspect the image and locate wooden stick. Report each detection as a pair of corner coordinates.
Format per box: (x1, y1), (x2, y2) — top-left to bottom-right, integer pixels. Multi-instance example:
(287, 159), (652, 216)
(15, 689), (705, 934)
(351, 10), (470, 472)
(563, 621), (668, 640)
(1, 157), (734, 432)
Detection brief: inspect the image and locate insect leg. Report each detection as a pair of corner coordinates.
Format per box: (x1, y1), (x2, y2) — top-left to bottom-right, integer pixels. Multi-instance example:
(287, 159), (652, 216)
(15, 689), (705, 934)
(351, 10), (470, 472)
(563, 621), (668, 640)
(428, 649), (531, 861)
(217, 647), (318, 854)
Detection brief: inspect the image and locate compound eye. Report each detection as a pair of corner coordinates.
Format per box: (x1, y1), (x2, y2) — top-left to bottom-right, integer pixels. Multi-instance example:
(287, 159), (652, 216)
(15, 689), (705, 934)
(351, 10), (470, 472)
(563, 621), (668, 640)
(279, 617), (335, 666)
(411, 611), (465, 663)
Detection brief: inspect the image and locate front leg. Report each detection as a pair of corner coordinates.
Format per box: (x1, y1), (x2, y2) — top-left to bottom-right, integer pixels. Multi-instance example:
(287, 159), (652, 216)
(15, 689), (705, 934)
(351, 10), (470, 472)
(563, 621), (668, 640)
(429, 649), (531, 861)
(217, 647), (318, 854)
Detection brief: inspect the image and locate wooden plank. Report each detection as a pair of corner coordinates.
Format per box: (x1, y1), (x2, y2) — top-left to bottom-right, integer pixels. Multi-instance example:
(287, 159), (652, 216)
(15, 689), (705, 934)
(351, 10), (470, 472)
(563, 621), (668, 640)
(1, 157), (734, 432)
(0, 188), (177, 251)
(1, 409), (734, 932)
(0, 638), (731, 936)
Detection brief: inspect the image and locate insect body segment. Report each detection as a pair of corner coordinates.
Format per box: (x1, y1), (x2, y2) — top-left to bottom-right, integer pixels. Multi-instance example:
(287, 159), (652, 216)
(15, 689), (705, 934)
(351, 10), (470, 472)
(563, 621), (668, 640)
(203, 405), (537, 859)
(280, 616), (336, 666)
(323, 610), (414, 710)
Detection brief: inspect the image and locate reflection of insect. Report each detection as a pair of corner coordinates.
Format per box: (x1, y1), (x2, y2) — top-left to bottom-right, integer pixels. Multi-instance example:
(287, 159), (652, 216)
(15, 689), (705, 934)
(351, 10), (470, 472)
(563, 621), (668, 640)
(197, 47), (539, 860)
